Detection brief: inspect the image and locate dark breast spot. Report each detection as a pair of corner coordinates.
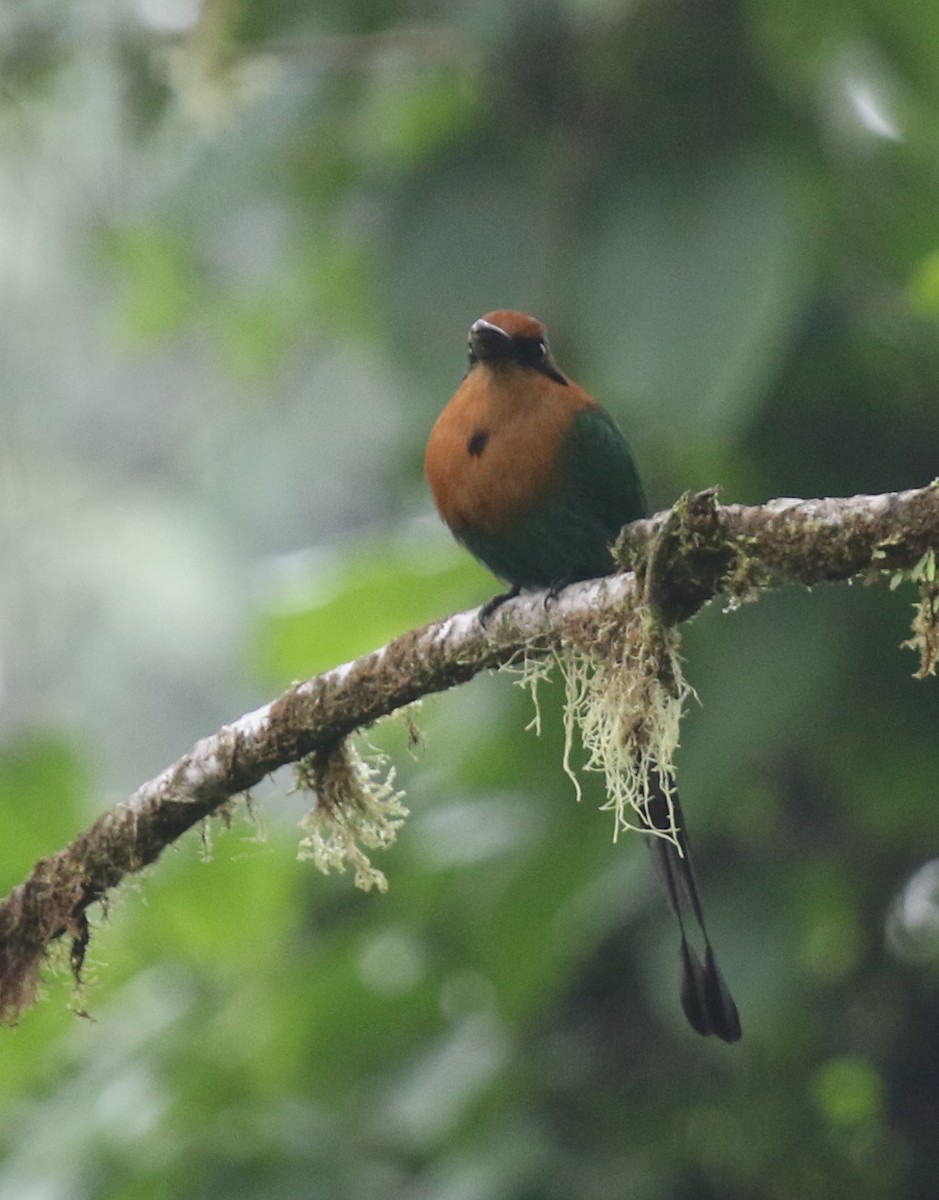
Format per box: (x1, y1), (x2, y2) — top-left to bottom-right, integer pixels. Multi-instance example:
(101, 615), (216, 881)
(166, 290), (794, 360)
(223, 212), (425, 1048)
(467, 428), (490, 457)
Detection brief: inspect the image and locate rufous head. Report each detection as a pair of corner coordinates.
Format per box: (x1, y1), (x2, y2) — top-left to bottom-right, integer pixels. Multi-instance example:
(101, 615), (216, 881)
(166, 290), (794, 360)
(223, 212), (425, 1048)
(466, 310), (567, 386)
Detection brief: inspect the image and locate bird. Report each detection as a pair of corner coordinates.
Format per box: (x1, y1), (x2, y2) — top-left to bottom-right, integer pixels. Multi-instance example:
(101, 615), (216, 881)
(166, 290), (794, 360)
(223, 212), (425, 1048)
(425, 309), (741, 1042)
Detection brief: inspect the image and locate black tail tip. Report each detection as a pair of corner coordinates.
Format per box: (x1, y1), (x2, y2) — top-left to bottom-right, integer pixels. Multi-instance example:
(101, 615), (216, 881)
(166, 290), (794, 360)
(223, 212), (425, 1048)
(679, 940), (742, 1044)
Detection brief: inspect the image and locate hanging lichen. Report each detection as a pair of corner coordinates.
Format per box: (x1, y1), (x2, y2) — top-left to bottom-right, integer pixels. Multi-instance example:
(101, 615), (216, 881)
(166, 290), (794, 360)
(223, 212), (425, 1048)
(296, 739), (408, 892)
(560, 603), (691, 847)
(899, 549), (939, 679)
(508, 591), (691, 850)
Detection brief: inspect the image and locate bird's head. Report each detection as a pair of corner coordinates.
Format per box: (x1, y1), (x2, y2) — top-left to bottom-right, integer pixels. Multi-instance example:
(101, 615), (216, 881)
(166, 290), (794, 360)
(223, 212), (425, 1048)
(467, 310), (568, 386)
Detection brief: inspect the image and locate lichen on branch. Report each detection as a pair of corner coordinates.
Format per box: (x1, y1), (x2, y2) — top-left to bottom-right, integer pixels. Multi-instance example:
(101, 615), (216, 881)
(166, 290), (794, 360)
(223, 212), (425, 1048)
(1, 482), (939, 1025)
(550, 602), (690, 848)
(296, 739), (408, 892)
(899, 549), (939, 678)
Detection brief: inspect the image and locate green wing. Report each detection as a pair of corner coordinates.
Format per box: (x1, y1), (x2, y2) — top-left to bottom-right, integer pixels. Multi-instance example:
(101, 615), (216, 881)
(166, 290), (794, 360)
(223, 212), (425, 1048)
(560, 403), (648, 530)
(457, 404), (647, 590)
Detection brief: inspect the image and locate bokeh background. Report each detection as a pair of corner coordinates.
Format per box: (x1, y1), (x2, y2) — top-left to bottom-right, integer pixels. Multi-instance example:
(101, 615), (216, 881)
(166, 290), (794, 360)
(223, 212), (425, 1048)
(3, 0), (939, 1196)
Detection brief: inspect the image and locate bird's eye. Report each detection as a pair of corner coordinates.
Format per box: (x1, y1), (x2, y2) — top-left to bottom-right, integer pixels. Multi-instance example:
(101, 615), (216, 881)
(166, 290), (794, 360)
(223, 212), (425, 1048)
(516, 337), (547, 365)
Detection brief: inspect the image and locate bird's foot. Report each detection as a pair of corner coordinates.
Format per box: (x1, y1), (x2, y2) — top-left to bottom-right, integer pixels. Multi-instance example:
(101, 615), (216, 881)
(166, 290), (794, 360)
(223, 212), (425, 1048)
(543, 577), (572, 610)
(479, 585), (521, 626)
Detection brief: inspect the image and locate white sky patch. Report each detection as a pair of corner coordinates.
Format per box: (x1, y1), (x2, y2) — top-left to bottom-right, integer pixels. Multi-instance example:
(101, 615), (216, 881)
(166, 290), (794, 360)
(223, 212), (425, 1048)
(254, 546), (345, 617)
(844, 75), (904, 142)
(135, 0), (203, 34)
(888, 859), (939, 961)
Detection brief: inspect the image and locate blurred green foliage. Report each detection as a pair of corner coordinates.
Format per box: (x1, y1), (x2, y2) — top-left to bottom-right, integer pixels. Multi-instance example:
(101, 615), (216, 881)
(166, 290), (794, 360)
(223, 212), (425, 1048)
(253, 531), (493, 681)
(2, 0), (939, 1197)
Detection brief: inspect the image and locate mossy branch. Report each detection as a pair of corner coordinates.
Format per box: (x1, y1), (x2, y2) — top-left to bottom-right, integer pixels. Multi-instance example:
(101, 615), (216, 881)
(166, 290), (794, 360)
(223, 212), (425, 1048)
(616, 481), (939, 622)
(2, 481), (938, 1024)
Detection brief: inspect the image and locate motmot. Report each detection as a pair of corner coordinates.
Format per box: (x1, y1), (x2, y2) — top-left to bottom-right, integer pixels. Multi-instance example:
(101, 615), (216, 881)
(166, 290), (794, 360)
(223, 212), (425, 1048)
(425, 310), (741, 1042)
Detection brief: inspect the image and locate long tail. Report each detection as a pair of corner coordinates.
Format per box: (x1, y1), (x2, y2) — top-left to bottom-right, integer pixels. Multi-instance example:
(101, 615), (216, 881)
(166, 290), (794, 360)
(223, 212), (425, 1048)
(644, 776), (742, 1043)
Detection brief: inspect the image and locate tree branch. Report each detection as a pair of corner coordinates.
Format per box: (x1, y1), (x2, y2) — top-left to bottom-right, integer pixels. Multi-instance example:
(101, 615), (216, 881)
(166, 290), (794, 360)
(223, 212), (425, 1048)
(2, 482), (938, 1023)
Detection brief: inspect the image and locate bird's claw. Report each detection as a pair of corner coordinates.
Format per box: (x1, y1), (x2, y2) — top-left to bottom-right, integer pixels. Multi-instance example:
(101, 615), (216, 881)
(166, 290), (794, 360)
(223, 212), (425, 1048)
(479, 585), (521, 626)
(543, 577), (571, 610)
